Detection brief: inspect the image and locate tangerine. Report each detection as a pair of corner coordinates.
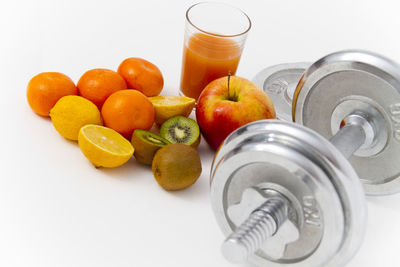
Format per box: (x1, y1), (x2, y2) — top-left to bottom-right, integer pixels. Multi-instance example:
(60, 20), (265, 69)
(27, 72), (77, 116)
(77, 68), (127, 109)
(117, 57), (164, 97)
(101, 90), (155, 139)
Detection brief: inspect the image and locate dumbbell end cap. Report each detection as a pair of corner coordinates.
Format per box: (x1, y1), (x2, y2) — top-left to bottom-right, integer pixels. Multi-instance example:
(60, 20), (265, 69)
(221, 238), (248, 264)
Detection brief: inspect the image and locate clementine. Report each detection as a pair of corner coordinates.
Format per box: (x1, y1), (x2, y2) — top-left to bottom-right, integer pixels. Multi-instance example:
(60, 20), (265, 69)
(101, 90), (155, 139)
(77, 68), (127, 109)
(117, 57), (164, 97)
(27, 72), (77, 116)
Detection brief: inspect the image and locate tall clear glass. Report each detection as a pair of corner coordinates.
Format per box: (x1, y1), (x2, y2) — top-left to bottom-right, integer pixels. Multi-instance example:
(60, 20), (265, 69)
(180, 2), (251, 100)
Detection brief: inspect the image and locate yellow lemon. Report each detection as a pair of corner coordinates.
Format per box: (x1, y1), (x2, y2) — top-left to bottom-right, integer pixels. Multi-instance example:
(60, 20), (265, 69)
(50, 95), (102, 140)
(78, 125), (134, 168)
(148, 96), (195, 126)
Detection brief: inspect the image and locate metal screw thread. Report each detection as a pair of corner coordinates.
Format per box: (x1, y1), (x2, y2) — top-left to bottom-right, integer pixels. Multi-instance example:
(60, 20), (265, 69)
(221, 198), (288, 263)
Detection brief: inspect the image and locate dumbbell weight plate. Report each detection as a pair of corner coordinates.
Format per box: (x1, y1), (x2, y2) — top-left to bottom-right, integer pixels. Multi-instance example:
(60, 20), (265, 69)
(293, 50), (400, 195)
(252, 63), (310, 121)
(211, 120), (366, 267)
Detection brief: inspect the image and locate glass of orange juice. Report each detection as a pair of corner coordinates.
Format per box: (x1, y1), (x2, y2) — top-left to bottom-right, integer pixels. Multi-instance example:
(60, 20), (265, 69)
(180, 2), (251, 100)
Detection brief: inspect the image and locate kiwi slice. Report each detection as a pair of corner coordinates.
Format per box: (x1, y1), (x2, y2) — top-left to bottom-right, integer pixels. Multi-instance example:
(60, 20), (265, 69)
(131, 129), (171, 165)
(152, 143), (202, 191)
(160, 116), (200, 148)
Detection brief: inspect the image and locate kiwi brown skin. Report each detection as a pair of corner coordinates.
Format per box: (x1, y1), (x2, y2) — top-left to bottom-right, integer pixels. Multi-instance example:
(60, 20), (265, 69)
(131, 130), (170, 165)
(152, 143), (202, 191)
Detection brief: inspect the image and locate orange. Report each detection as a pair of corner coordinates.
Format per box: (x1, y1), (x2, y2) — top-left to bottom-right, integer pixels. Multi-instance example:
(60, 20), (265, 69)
(101, 90), (155, 139)
(27, 72), (78, 116)
(77, 68), (127, 109)
(117, 57), (164, 97)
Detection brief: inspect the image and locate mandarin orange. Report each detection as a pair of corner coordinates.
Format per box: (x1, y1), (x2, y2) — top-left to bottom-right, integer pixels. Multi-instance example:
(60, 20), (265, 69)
(77, 68), (127, 109)
(117, 57), (163, 97)
(101, 90), (155, 139)
(27, 72), (77, 116)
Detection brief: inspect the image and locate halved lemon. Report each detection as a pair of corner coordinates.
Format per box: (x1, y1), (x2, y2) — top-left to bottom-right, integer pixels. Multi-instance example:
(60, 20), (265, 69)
(78, 125), (134, 168)
(148, 96), (196, 126)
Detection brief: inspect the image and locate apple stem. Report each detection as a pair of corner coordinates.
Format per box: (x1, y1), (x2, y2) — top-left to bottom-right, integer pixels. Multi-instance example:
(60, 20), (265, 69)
(228, 73), (234, 101)
(227, 73), (231, 99)
(227, 73), (238, 102)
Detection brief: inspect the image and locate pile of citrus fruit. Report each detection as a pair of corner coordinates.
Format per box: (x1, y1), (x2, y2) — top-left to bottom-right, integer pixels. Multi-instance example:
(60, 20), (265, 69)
(27, 57), (201, 191)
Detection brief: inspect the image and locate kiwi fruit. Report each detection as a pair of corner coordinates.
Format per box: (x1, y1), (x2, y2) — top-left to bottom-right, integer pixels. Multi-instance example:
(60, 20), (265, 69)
(160, 116), (200, 148)
(131, 129), (171, 165)
(152, 143), (202, 190)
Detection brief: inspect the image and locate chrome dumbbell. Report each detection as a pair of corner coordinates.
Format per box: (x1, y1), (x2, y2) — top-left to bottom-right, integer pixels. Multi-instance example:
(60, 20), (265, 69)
(211, 120), (366, 267)
(210, 51), (400, 266)
(253, 50), (400, 195)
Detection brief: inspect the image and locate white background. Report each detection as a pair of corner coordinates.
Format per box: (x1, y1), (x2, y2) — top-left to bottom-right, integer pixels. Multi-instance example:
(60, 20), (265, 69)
(1, 0), (400, 266)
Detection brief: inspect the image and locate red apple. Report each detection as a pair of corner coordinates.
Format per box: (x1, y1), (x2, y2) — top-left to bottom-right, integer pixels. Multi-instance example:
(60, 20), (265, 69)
(196, 76), (276, 150)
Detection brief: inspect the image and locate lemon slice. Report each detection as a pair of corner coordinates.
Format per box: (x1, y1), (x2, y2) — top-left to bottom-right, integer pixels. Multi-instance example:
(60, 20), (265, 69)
(148, 96), (196, 126)
(78, 125), (134, 168)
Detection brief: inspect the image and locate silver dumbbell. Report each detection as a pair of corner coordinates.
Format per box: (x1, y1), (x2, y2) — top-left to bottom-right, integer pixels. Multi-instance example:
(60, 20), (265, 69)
(211, 120), (366, 266)
(253, 50), (400, 195)
(210, 51), (400, 266)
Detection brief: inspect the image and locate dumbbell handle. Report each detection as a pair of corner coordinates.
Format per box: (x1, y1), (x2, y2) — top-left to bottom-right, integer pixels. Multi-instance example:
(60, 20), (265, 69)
(329, 112), (375, 159)
(330, 123), (366, 158)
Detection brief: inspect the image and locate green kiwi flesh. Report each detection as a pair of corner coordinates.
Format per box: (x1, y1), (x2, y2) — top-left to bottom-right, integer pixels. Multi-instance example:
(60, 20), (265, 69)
(159, 116), (200, 148)
(131, 129), (170, 165)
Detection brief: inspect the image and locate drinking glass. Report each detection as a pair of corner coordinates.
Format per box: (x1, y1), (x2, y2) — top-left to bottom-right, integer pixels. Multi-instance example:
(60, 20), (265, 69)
(180, 2), (251, 100)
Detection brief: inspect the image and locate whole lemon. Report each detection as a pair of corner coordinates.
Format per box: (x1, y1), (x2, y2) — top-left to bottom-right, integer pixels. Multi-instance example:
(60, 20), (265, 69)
(50, 95), (102, 140)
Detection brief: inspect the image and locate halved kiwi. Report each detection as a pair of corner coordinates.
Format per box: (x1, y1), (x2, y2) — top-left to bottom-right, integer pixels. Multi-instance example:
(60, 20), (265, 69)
(131, 129), (171, 165)
(160, 116), (200, 148)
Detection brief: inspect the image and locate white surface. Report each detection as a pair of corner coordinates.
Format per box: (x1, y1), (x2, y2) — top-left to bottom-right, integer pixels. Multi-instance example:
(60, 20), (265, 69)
(1, 0), (400, 266)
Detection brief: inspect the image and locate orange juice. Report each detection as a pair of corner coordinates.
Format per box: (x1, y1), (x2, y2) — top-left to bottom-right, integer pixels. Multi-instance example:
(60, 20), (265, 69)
(180, 33), (242, 100)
